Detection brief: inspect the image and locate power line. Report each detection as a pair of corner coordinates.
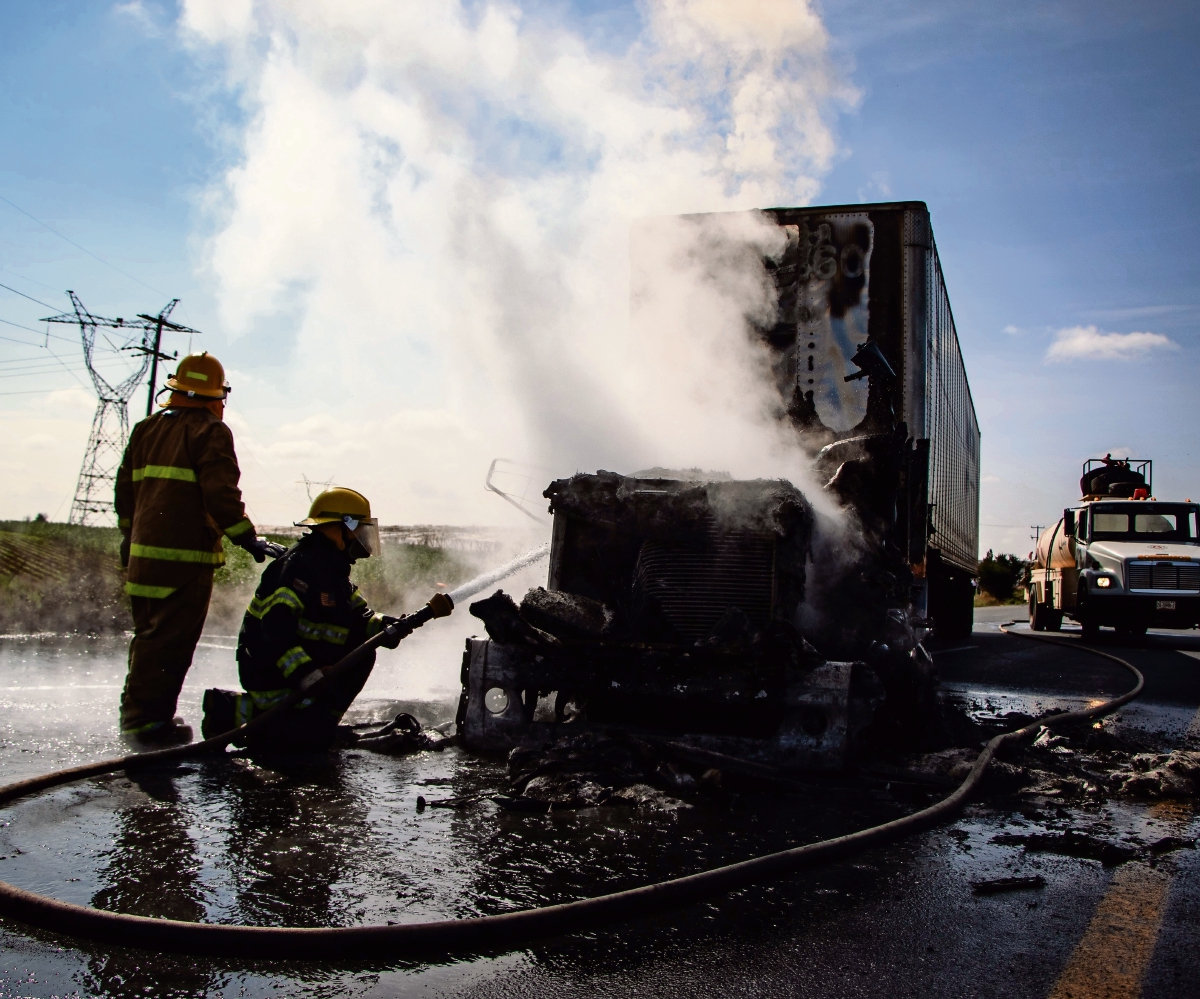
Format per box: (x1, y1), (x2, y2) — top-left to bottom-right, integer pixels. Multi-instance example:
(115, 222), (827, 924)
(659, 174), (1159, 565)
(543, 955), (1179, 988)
(0, 193), (168, 298)
(0, 354), (54, 365)
(0, 267), (62, 296)
(0, 280), (65, 313)
(0, 316), (86, 348)
(0, 316), (45, 335)
(0, 386), (90, 398)
(0, 360), (132, 380)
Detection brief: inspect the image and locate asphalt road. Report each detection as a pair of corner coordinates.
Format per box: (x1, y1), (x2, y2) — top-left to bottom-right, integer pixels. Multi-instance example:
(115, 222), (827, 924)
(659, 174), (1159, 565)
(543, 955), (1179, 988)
(1, 612), (1197, 998)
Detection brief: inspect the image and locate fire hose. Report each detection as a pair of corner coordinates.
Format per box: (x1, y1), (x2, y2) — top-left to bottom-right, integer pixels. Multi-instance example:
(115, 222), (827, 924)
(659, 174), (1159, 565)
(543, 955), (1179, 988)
(0, 618), (1142, 959)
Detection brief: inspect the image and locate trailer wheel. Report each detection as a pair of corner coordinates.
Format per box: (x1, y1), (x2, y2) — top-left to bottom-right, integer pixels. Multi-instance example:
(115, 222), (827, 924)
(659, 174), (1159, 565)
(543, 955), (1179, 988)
(1046, 610), (1063, 632)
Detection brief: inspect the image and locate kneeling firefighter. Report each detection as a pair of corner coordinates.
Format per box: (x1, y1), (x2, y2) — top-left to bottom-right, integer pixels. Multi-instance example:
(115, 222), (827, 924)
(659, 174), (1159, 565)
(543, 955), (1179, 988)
(202, 488), (448, 751)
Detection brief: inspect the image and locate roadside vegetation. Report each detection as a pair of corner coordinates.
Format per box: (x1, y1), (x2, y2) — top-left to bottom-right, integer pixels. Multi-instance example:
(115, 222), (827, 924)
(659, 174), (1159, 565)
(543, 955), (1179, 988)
(974, 550), (1030, 606)
(0, 519), (477, 636)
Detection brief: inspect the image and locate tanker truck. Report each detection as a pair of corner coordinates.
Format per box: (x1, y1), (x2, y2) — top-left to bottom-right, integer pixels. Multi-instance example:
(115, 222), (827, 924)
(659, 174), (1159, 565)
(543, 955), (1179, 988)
(1028, 458), (1200, 639)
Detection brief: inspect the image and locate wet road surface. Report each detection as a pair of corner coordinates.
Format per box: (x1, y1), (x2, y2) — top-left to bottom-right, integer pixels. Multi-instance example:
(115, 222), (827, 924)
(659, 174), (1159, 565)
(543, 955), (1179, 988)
(1, 605), (1197, 998)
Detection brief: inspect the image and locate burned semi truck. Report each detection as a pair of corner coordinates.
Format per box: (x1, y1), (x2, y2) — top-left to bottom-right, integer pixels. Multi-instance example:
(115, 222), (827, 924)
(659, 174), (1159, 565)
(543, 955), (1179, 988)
(458, 202), (980, 768)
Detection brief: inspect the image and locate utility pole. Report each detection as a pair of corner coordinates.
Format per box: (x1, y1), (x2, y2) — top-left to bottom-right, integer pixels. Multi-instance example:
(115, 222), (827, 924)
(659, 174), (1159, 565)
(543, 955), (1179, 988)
(132, 300), (200, 417)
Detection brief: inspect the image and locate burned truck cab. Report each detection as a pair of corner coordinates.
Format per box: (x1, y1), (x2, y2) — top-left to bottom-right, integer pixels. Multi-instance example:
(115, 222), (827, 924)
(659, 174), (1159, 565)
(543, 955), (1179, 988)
(457, 471), (934, 768)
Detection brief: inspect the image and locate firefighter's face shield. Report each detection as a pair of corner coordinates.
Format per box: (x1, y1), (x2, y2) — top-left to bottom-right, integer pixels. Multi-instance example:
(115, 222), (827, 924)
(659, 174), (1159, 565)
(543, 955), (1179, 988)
(341, 515), (380, 558)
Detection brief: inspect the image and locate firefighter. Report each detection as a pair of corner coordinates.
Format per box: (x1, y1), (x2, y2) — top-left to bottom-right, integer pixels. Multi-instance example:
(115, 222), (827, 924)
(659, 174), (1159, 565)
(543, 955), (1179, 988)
(115, 351), (272, 745)
(201, 487), (407, 752)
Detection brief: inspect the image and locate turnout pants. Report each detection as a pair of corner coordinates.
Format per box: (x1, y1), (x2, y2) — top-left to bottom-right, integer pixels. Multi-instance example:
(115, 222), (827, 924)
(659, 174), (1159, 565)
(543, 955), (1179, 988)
(120, 572), (214, 734)
(203, 653), (375, 751)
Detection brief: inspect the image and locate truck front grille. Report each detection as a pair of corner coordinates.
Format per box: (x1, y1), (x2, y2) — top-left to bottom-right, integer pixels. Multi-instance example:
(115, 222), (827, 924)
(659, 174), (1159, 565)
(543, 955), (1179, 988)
(1126, 562), (1200, 592)
(633, 529), (776, 641)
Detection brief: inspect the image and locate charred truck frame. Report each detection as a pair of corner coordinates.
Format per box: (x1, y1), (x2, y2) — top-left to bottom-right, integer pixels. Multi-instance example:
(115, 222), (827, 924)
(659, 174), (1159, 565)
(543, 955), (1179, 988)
(458, 202), (980, 768)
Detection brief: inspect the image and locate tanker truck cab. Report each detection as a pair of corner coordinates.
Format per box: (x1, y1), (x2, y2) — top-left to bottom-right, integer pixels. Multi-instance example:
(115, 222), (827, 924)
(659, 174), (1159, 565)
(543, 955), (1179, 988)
(1029, 457), (1200, 638)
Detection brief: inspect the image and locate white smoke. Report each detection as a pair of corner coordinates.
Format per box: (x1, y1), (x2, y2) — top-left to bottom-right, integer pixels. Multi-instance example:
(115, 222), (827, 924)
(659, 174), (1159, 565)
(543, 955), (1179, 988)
(180, 0), (853, 525)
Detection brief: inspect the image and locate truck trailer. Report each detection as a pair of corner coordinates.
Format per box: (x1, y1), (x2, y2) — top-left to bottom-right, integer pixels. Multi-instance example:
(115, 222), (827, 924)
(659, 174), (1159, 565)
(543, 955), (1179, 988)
(746, 201), (981, 639)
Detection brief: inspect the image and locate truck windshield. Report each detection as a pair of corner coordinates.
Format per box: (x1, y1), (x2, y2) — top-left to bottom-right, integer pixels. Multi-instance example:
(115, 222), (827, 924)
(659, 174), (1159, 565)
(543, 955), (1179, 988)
(1089, 505), (1199, 543)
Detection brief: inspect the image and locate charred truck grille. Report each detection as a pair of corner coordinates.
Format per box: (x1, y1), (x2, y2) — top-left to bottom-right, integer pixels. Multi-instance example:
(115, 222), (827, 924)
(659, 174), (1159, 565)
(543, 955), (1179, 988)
(1126, 562), (1200, 591)
(634, 529), (776, 641)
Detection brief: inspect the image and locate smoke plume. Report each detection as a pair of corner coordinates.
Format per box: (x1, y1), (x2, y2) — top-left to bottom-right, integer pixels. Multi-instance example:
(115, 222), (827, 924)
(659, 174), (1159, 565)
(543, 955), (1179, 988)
(181, 0), (853, 525)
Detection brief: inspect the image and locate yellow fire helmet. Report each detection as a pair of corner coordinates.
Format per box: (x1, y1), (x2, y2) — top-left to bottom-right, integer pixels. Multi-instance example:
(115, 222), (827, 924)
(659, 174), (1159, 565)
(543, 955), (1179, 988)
(166, 351), (230, 399)
(297, 487), (380, 557)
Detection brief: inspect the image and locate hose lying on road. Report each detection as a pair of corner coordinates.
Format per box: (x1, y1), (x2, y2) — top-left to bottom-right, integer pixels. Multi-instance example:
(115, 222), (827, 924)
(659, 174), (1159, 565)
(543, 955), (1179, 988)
(0, 622), (1143, 959)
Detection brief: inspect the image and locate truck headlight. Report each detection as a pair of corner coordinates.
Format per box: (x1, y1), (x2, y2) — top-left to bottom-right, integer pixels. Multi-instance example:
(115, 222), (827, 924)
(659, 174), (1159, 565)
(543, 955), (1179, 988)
(1096, 577), (1112, 588)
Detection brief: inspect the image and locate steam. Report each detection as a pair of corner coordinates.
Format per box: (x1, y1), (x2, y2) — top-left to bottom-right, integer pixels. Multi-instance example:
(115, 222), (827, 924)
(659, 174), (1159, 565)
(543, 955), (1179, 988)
(180, 0), (853, 526)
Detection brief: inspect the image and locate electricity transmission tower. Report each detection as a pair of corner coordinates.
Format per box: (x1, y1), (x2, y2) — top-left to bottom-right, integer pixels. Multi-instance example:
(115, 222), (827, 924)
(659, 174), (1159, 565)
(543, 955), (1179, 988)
(298, 473), (335, 502)
(42, 292), (198, 527)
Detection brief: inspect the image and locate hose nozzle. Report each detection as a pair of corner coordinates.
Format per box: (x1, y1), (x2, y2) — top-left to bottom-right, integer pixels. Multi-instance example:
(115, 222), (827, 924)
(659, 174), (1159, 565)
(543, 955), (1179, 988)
(404, 592), (455, 630)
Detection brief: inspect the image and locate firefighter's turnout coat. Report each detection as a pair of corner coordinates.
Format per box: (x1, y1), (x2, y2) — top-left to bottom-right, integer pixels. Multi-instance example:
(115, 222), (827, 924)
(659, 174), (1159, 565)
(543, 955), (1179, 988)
(115, 405), (254, 599)
(235, 530), (386, 723)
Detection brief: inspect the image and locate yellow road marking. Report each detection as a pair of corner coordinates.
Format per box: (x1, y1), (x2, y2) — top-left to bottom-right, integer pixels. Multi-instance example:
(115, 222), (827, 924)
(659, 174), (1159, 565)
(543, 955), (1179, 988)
(1047, 863), (1170, 999)
(1048, 650), (1199, 996)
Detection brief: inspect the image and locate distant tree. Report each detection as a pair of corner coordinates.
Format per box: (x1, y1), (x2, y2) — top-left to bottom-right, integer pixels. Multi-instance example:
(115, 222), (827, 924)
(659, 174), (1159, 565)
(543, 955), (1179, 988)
(978, 550), (1028, 602)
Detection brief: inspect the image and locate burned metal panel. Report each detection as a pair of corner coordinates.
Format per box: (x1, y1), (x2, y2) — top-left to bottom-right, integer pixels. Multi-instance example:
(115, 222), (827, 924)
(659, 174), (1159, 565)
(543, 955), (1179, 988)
(459, 635), (861, 770)
(758, 202), (980, 573)
(543, 473), (812, 642)
(685, 661), (856, 770)
(768, 214), (874, 432)
(765, 203), (911, 443)
(460, 638), (558, 755)
(903, 208), (931, 447)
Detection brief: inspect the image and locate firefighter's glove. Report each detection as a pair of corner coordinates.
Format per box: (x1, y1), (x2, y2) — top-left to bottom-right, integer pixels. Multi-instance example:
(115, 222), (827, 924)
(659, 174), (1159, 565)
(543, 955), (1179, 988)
(380, 615), (413, 649)
(237, 536), (279, 563)
(119, 536), (130, 569)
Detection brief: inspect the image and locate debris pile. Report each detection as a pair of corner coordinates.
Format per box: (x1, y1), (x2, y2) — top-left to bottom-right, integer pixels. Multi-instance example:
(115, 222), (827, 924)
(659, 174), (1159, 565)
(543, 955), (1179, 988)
(899, 727), (1200, 804)
(355, 713), (453, 754)
(492, 731), (704, 815)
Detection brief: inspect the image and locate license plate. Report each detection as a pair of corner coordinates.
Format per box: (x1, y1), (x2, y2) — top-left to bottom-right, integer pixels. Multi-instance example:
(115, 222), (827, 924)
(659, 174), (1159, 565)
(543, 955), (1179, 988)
(1157, 600), (1176, 611)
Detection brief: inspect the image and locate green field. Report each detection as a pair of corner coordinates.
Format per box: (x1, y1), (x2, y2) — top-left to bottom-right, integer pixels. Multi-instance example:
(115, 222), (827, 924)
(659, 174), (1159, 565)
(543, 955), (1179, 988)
(0, 520), (475, 635)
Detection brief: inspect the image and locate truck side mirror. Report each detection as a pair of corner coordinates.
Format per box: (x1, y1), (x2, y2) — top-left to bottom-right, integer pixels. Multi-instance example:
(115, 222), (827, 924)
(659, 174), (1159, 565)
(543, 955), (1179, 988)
(1063, 509), (1076, 536)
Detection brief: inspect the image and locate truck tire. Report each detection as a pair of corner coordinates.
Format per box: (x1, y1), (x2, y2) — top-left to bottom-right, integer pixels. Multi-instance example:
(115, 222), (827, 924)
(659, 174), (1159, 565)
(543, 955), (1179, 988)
(1029, 588), (1046, 631)
(1076, 586), (1100, 642)
(1046, 610), (1063, 632)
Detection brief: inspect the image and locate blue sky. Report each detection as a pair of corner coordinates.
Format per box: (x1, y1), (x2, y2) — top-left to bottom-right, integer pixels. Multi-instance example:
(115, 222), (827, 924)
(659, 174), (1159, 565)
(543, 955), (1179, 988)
(0, 0), (1196, 552)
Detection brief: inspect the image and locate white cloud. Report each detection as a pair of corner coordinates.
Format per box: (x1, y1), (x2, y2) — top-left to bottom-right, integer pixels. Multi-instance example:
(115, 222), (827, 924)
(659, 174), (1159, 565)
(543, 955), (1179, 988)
(856, 171), (892, 202)
(1002, 324), (1021, 335)
(114, 1), (164, 36)
(177, 0), (854, 525)
(1045, 324), (1177, 363)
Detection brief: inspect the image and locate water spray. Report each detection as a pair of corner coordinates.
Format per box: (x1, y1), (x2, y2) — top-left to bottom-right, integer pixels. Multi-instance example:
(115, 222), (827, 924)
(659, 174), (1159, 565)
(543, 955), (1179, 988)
(444, 541), (550, 605)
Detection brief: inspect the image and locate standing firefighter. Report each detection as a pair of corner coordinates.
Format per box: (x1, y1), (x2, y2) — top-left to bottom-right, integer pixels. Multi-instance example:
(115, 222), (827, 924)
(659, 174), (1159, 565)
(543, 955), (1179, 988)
(202, 488), (425, 751)
(115, 352), (273, 745)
